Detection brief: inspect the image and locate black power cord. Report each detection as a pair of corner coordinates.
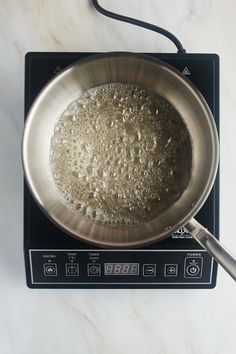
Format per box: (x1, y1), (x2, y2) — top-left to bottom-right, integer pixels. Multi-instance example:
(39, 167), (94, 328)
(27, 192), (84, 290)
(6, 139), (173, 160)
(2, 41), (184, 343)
(91, 0), (186, 54)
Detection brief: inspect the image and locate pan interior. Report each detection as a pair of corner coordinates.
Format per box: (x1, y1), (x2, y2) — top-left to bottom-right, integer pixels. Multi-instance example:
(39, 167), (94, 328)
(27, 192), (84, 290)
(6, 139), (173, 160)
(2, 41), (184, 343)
(22, 53), (219, 247)
(50, 82), (192, 227)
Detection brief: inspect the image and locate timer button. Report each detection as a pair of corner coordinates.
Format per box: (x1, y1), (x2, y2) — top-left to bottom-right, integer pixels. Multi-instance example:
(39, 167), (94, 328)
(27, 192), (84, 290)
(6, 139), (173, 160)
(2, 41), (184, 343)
(88, 263), (101, 276)
(143, 264), (156, 277)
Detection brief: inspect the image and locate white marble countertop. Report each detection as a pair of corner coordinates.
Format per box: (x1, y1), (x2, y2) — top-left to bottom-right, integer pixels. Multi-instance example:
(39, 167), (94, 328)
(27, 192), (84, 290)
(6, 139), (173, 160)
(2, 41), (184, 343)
(1, 0), (236, 353)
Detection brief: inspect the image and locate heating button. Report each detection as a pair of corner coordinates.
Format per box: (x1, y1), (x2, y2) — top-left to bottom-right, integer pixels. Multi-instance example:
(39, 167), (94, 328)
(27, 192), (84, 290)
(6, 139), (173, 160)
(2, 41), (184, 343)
(44, 263), (57, 276)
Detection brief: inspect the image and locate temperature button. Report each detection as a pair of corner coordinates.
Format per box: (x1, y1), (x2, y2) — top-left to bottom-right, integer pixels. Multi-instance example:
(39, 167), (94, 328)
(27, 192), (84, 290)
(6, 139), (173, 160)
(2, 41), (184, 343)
(88, 263), (101, 276)
(184, 257), (203, 278)
(65, 263), (79, 276)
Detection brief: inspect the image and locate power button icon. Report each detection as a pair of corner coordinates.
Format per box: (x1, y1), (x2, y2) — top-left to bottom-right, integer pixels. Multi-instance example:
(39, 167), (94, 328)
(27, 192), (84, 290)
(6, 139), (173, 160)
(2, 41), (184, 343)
(186, 265), (200, 276)
(184, 257), (203, 278)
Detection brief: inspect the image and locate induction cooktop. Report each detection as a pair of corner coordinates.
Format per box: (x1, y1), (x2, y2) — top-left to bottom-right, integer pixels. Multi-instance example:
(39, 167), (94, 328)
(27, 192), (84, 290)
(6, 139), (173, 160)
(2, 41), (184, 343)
(24, 52), (219, 288)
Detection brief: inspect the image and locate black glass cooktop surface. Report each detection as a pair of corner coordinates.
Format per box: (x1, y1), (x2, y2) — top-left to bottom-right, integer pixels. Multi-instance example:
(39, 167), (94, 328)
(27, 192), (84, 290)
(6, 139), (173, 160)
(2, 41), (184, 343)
(24, 52), (219, 288)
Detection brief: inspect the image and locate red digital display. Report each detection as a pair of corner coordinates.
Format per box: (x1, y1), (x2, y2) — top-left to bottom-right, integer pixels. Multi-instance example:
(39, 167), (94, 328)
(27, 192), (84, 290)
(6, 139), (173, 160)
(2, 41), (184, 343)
(105, 263), (139, 275)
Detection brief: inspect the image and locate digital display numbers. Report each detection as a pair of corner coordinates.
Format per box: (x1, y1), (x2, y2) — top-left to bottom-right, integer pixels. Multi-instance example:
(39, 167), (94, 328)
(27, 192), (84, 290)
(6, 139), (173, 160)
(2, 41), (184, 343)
(105, 263), (139, 275)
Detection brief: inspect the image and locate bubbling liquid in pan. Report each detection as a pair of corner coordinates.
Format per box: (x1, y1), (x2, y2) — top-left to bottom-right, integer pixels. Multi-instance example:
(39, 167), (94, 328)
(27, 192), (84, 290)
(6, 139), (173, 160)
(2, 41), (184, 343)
(50, 83), (192, 225)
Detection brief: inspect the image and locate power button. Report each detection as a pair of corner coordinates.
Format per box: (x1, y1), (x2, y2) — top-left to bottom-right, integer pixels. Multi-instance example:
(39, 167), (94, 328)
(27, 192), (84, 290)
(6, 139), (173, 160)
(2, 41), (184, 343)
(184, 257), (203, 278)
(186, 264), (200, 276)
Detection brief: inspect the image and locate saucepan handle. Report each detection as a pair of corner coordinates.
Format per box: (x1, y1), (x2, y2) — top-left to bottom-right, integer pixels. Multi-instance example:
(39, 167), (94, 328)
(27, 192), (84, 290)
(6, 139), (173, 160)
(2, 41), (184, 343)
(185, 218), (236, 281)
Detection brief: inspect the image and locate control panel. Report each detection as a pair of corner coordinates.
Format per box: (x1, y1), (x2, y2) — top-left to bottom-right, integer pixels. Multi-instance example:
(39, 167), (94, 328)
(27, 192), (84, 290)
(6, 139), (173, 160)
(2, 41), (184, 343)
(28, 249), (213, 286)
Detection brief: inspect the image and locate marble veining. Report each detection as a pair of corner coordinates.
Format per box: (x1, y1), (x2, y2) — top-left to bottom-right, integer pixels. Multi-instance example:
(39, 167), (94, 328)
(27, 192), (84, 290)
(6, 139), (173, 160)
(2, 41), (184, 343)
(0, 1), (236, 354)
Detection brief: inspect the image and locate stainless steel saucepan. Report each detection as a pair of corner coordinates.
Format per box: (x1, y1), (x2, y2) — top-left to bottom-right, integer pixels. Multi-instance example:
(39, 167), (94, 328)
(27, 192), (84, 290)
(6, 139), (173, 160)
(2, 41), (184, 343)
(22, 53), (236, 281)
